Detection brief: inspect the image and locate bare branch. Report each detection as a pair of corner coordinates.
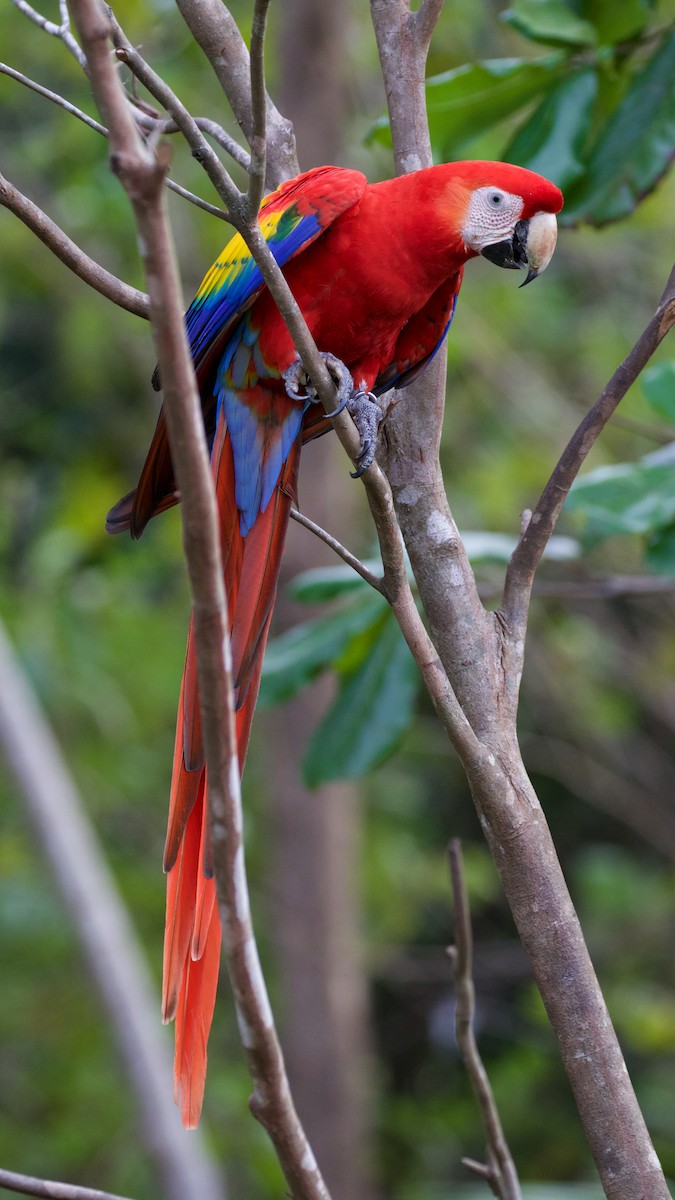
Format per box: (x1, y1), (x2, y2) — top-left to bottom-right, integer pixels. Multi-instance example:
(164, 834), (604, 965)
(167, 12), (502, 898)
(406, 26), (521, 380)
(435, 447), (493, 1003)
(174, 0), (298, 187)
(0, 60), (105, 131)
(461, 1157), (495, 1185)
(183, 118), (250, 172)
(67, 3), (330, 1195)
(109, 21), (240, 213)
(246, 0), (271, 216)
(289, 507), (385, 593)
(0, 63), (232, 221)
(163, 178), (232, 221)
(475, 573), (675, 605)
(9, 0), (87, 67)
(0, 620), (224, 1200)
(0, 1165), (135, 1200)
(369, 6), (670, 1197)
(411, 0), (446, 52)
(370, 0), (435, 174)
(0, 171), (149, 317)
(448, 841), (522, 1200)
(502, 264), (675, 632)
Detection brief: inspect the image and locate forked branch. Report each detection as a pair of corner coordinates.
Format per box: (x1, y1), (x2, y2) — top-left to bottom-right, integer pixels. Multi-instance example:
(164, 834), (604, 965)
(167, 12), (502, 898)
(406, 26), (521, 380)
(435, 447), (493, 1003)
(448, 841), (522, 1200)
(503, 263), (675, 631)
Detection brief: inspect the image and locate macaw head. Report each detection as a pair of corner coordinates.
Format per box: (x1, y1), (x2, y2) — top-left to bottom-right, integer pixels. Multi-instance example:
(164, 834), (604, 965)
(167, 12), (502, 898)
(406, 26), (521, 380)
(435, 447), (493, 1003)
(450, 162), (563, 286)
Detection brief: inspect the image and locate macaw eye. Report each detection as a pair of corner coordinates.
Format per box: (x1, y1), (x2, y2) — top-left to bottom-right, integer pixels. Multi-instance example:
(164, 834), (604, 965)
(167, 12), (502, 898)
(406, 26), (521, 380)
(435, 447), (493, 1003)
(488, 191), (504, 207)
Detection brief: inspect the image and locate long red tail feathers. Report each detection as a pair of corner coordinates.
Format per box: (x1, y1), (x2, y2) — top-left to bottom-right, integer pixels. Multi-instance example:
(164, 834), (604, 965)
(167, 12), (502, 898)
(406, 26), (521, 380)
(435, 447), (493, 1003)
(162, 420), (300, 1128)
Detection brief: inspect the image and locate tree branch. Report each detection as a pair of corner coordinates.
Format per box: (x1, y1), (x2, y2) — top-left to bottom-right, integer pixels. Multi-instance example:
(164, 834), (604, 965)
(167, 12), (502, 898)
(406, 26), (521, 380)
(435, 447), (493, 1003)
(0, 170), (150, 317)
(369, 4), (671, 1198)
(109, 21), (240, 212)
(9, 0), (87, 67)
(173, 0), (298, 188)
(448, 841), (522, 1200)
(0, 61), (234, 220)
(0, 60), (106, 130)
(67, 3), (330, 1195)
(502, 264), (675, 632)
(246, 0), (271, 216)
(0, 619), (224, 1200)
(0, 1165), (135, 1200)
(411, 0), (446, 53)
(289, 507), (385, 593)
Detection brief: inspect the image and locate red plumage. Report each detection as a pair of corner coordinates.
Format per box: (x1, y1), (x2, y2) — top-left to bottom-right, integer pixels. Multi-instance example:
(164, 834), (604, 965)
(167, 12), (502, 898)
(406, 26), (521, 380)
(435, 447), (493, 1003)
(107, 161), (563, 1125)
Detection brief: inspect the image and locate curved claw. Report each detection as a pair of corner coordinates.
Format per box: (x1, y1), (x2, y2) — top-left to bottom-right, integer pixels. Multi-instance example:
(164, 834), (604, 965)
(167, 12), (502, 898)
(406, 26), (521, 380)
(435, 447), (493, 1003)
(325, 393), (350, 419)
(350, 448), (374, 479)
(282, 357), (315, 402)
(282, 352), (354, 411)
(347, 389), (381, 477)
(282, 357), (385, 477)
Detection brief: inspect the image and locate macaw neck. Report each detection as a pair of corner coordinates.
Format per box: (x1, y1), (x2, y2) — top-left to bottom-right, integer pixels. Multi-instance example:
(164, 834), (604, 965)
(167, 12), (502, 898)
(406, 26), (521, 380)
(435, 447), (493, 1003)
(356, 170), (473, 302)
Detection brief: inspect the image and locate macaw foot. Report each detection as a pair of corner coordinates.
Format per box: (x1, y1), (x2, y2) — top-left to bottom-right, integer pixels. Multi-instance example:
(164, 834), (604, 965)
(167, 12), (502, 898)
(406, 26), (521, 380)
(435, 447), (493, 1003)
(346, 386), (383, 477)
(282, 354), (384, 477)
(282, 351), (354, 417)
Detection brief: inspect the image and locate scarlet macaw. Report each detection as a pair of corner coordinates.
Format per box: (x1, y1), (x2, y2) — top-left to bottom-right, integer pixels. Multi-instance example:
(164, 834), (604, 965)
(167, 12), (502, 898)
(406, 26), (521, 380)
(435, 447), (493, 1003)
(107, 161), (563, 1126)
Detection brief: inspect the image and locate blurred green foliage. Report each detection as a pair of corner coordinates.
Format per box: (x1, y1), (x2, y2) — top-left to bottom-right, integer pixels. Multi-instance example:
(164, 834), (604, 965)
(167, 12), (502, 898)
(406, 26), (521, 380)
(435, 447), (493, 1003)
(1, 0), (674, 1198)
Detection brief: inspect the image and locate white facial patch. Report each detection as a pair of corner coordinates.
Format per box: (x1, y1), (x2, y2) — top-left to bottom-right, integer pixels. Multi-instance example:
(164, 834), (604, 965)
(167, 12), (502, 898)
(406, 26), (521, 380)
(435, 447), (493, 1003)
(461, 186), (524, 253)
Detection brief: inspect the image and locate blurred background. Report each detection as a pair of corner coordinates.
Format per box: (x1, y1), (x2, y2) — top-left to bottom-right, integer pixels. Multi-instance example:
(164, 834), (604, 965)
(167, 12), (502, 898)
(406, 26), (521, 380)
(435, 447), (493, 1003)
(1, 0), (674, 1197)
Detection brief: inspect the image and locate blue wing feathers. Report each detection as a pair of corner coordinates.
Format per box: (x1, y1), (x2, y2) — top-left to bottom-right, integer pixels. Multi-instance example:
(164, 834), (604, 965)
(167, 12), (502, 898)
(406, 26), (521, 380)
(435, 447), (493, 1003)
(185, 212), (322, 368)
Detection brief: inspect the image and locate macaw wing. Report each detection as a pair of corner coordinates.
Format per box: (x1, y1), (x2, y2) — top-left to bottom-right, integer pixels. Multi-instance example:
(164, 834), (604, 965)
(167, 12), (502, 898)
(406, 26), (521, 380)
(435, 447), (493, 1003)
(184, 165), (367, 383)
(109, 165), (367, 537)
(374, 279), (460, 396)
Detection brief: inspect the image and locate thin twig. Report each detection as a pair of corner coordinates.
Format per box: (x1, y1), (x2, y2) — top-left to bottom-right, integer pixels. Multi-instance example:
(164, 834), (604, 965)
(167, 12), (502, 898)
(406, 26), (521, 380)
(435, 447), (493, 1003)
(9, 0), (87, 67)
(0, 171), (150, 318)
(477, 574), (675, 604)
(191, 118), (250, 170)
(109, 19), (240, 213)
(447, 840), (522, 1200)
(502, 264), (675, 632)
(246, 0), (271, 216)
(289, 507), (385, 593)
(174, 0), (298, 189)
(163, 179), (232, 221)
(0, 1166), (134, 1200)
(0, 61), (106, 131)
(0, 63), (233, 220)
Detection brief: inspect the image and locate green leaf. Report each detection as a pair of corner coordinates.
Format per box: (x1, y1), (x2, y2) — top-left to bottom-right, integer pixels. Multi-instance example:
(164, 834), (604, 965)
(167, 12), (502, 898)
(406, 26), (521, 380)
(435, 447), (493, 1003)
(646, 525), (675, 575)
(259, 592), (385, 707)
(563, 30), (675, 224)
(642, 361), (675, 425)
(565, 447), (675, 543)
(303, 612), (419, 786)
(367, 55), (565, 152)
(579, 0), (653, 45)
(504, 68), (598, 190)
(502, 0), (597, 47)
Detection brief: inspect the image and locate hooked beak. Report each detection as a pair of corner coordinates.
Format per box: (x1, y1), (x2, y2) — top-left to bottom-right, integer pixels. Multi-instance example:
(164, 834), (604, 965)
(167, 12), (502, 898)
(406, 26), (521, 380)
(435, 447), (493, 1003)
(481, 211), (558, 287)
